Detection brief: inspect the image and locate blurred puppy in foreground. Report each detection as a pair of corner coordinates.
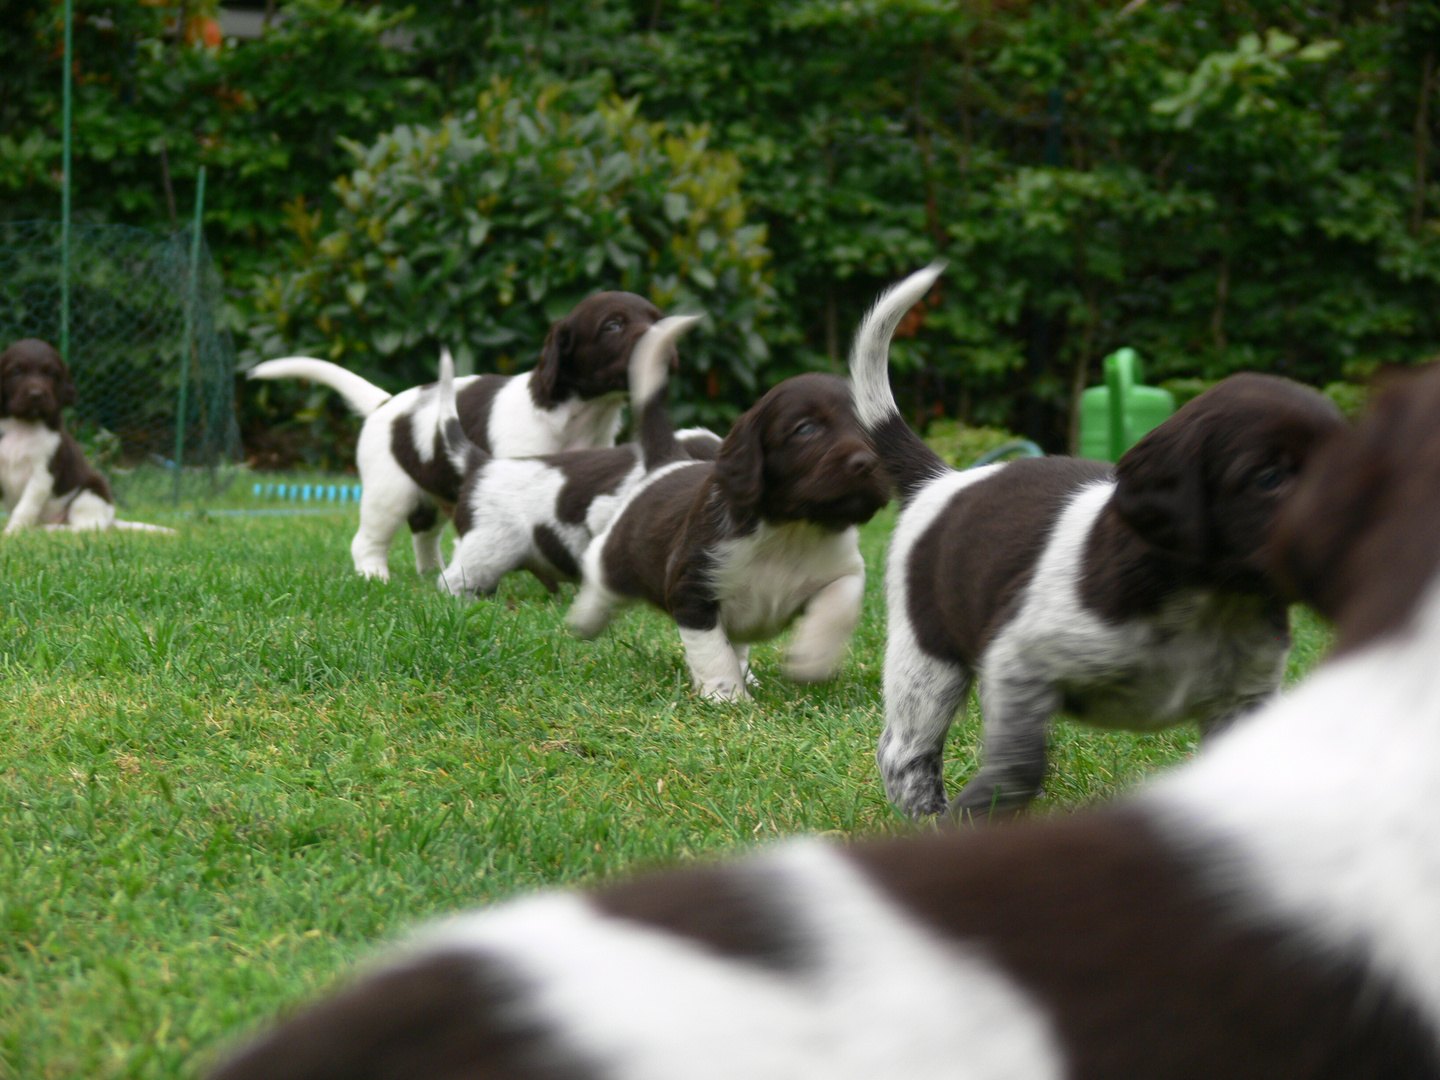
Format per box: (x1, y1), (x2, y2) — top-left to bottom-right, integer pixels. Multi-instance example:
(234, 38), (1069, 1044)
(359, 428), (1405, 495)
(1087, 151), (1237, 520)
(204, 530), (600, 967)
(211, 366), (1440, 1079)
(852, 264), (1343, 820)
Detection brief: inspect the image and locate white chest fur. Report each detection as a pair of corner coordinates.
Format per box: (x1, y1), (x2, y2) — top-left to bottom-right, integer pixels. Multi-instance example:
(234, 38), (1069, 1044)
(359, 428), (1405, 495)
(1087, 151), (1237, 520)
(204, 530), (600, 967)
(711, 522), (865, 643)
(0, 418), (61, 511)
(490, 374), (626, 458)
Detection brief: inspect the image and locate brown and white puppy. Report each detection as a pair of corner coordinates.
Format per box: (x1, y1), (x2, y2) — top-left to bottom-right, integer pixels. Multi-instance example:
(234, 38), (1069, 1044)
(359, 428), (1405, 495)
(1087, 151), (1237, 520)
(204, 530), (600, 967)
(0, 338), (116, 533)
(853, 264), (1345, 820)
(434, 316), (721, 598)
(209, 367), (1440, 1080)
(247, 291), (663, 580)
(567, 372), (890, 701)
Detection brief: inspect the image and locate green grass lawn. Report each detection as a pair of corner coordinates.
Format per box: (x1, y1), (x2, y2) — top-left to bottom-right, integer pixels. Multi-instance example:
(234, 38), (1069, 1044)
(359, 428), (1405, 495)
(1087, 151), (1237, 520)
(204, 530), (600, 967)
(0, 503), (1333, 1079)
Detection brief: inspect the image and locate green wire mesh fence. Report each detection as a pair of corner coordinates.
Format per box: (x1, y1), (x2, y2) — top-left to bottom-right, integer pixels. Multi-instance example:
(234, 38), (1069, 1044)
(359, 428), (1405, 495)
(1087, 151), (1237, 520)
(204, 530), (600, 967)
(0, 220), (241, 504)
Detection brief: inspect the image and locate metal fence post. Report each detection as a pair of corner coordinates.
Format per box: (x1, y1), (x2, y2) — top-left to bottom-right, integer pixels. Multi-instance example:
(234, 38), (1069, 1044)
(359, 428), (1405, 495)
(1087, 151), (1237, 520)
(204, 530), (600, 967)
(60, 0), (72, 362)
(174, 165), (206, 505)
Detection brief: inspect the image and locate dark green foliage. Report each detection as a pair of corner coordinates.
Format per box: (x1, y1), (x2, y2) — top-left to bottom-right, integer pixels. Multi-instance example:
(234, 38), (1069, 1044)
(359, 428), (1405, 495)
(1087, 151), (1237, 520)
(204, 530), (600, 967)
(0, 221), (241, 474)
(244, 78), (773, 424)
(2, 1), (1436, 455)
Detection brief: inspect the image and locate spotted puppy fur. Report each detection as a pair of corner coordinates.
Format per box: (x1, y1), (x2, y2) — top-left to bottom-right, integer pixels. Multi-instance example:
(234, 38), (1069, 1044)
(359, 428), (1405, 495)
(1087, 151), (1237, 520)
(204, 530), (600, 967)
(211, 365), (1440, 1080)
(565, 370), (890, 701)
(434, 315), (721, 598)
(851, 264), (1345, 820)
(247, 292), (662, 580)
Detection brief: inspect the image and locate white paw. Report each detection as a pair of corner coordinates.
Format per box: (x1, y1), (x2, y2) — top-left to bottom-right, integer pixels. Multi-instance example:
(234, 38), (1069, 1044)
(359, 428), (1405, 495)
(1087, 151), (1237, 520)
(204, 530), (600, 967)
(783, 648), (842, 683)
(698, 679), (751, 703)
(566, 608), (609, 640)
(437, 573), (466, 598)
(356, 563), (391, 581)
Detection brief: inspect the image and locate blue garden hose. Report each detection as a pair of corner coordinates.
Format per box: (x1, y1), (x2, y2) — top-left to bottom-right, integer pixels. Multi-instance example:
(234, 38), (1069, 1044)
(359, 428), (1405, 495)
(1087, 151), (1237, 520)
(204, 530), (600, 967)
(969, 439), (1045, 468)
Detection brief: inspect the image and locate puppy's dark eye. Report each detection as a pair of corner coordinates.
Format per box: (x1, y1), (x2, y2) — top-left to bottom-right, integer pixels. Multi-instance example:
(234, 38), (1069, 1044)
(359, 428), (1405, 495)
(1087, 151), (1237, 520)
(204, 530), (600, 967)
(602, 317), (623, 333)
(1253, 466), (1288, 491)
(791, 420), (819, 439)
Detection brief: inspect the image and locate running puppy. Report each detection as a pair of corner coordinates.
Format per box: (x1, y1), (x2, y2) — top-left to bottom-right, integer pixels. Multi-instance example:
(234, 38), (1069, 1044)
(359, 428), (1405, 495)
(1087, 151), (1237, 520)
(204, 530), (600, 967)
(0, 339), (171, 534)
(435, 315), (719, 598)
(211, 366), (1440, 1080)
(853, 264), (1344, 820)
(567, 372), (890, 701)
(247, 291), (662, 579)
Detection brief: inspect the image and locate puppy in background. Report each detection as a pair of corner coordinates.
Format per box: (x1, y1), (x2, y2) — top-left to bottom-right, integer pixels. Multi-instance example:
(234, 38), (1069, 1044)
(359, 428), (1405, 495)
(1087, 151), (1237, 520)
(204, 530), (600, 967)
(248, 291), (662, 579)
(567, 368), (890, 701)
(0, 338), (170, 535)
(434, 314), (718, 598)
(852, 263), (1345, 820)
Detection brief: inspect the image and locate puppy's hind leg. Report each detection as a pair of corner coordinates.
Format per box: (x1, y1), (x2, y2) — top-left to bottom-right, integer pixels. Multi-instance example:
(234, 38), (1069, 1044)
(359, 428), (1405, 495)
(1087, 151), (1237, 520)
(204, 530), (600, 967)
(784, 572), (865, 683)
(408, 503), (446, 575)
(63, 490), (116, 531)
(438, 519), (530, 598)
(351, 421), (422, 580)
(877, 645), (971, 819)
(350, 466), (425, 580)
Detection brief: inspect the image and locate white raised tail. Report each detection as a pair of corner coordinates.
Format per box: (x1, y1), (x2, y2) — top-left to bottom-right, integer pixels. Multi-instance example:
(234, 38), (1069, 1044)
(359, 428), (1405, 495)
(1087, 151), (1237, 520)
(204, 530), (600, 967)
(246, 357), (393, 418)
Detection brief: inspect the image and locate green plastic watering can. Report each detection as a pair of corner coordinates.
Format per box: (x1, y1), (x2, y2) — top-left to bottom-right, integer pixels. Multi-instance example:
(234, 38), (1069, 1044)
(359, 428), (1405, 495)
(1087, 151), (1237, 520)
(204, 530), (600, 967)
(1078, 348), (1175, 462)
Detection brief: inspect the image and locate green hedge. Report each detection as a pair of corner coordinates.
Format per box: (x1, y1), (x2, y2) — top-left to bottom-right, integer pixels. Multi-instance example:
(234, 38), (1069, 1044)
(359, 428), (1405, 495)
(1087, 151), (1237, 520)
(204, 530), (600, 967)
(243, 78), (773, 427)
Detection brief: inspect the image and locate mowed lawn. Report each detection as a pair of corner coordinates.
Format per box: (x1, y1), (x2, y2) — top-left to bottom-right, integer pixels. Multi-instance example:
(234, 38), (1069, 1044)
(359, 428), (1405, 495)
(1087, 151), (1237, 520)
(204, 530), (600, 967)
(0, 503), (1333, 1079)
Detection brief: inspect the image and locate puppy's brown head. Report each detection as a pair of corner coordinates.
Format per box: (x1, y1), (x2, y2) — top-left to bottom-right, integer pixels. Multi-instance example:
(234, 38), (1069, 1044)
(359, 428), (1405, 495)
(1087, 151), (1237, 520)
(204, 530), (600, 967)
(1269, 364), (1440, 654)
(532, 292), (663, 408)
(714, 373), (890, 531)
(0, 338), (77, 426)
(1113, 372), (1344, 590)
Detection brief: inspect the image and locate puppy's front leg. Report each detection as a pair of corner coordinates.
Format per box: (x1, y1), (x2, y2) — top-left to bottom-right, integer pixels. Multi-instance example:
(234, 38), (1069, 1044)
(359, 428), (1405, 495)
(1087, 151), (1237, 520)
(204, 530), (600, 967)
(951, 676), (1059, 822)
(567, 578), (621, 640)
(677, 623), (750, 702)
(1197, 691), (1276, 742)
(784, 572), (865, 682)
(3, 468), (53, 534)
(735, 644), (759, 688)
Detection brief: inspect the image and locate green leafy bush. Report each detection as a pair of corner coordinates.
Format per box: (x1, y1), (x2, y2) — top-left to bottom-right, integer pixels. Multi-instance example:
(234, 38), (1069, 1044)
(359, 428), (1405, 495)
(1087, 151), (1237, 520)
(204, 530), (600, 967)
(922, 419), (1022, 470)
(1322, 381), (1371, 420)
(244, 77), (774, 425)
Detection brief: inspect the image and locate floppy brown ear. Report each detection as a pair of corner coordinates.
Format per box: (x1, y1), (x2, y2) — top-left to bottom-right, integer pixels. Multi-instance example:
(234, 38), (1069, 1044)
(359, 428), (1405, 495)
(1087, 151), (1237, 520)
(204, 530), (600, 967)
(532, 322), (572, 409)
(55, 357), (77, 409)
(714, 408), (765, 528)
(1265, 426), (1366, 620)
(1113, 419), (1209, 560)
(0, 351), (9, 415)
(1268, 376), (1440, 650)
